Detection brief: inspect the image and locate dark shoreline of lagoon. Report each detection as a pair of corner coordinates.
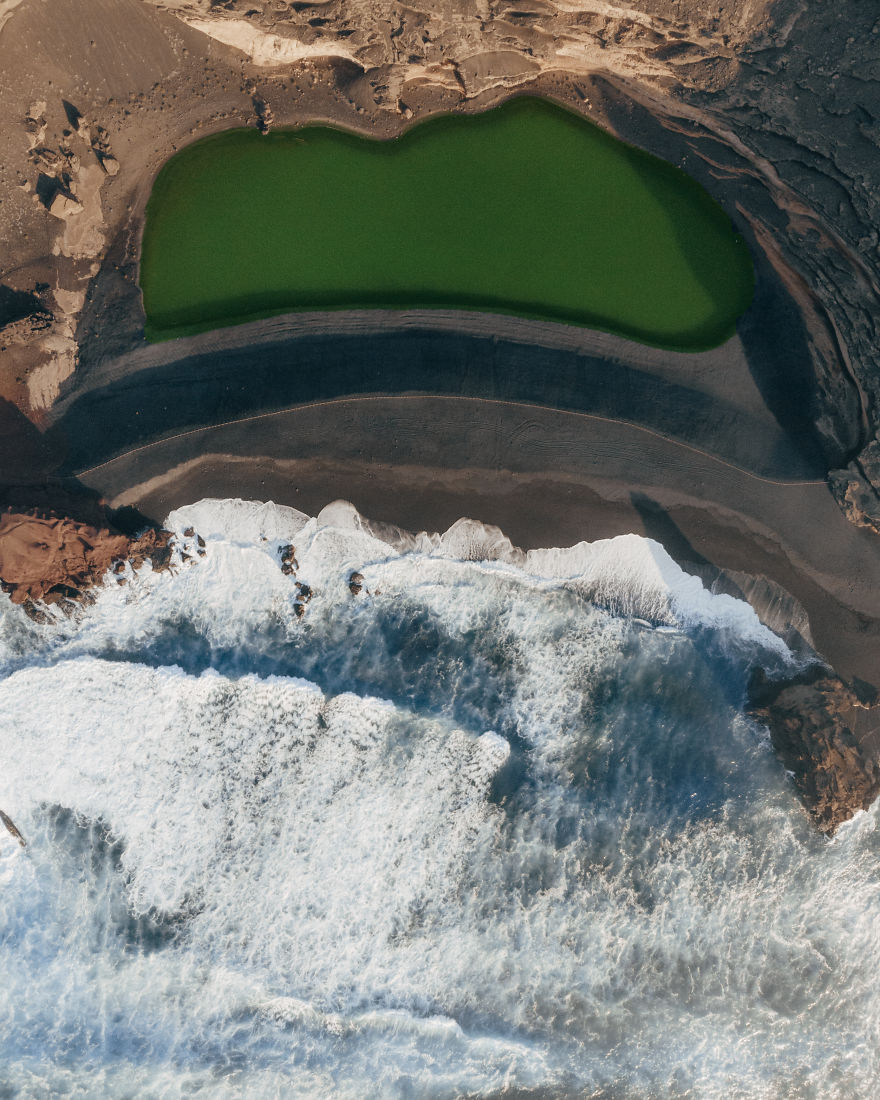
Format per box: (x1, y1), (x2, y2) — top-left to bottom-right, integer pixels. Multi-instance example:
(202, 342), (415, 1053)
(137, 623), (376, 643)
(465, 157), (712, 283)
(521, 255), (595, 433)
(52, 303), (822, 483)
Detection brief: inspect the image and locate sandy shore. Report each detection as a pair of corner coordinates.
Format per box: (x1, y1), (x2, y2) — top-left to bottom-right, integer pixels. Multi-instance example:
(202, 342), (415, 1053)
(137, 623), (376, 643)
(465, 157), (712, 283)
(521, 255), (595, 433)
(39, 279), (877, 694)
(66, 390), (880, 694)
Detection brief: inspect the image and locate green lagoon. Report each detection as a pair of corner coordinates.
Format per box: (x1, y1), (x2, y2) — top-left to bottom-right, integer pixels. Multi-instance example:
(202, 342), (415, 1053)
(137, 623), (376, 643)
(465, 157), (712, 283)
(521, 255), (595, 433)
(140, 96), (754, 349)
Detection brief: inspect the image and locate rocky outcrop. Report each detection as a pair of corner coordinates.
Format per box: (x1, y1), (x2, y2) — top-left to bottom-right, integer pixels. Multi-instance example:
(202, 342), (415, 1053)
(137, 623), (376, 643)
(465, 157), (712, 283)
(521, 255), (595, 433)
(275, 545), (313, 615)
(829, 438), (880, 534)
(278, 543), (298, 575)
(0, 511), (172, 606)
(749, 667), (880, 834)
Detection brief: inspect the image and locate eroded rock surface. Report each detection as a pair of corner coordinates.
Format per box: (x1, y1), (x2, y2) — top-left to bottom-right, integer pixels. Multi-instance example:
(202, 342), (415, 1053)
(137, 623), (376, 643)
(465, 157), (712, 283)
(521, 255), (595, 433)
(749, 666), (880, 834)
(0, 511), (172, 605)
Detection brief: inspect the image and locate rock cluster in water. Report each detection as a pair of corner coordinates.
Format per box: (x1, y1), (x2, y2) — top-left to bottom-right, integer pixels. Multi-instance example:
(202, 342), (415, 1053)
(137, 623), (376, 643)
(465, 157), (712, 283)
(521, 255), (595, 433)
(749, 667), (880, 834)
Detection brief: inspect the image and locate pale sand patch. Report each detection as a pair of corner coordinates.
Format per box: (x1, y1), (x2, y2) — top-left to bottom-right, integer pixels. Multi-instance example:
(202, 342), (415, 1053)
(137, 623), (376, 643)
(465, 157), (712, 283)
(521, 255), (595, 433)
(26, 159), (104, 410)
(27, 332), (76, 409)
(181, 17), (357, 67)
(27, 353), (75, 409)
(0, 0), (25, 35)
(53, 287), (87, 316)
(24, 99), (46, 150)
(26, 287), (86, 409)
(53, 161), (106, 262)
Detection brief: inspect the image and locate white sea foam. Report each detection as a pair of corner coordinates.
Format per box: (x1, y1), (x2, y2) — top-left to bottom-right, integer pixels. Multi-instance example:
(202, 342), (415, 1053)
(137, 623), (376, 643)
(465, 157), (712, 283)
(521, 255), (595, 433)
(162, 498), (795, 657)
(167, 496), (312, 546)
(1, 496), (872, 1099)
(0, 659), (508, 949)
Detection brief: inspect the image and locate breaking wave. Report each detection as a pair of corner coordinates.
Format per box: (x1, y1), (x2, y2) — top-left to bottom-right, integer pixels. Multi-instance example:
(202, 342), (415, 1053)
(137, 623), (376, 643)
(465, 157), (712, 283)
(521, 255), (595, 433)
(0, 498), (878, 1098)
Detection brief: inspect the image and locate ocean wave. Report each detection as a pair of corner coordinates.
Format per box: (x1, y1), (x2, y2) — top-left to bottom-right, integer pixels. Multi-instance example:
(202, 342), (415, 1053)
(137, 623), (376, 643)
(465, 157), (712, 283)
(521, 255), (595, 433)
(2, 497), (873, 1098)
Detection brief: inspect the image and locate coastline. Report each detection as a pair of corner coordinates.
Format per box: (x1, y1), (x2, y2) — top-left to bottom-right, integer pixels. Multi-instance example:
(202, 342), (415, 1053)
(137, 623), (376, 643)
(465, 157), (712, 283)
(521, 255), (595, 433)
(66, 392), (880, 693)
(40, 297), (876, 692)
(5, 1), (880, 1085)
(0, 0), (878, 835)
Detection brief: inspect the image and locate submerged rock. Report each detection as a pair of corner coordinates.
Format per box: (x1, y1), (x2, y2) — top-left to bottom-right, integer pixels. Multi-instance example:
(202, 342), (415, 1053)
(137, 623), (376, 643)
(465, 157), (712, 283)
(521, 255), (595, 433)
(748, 667), (880, 834)
(348, 571), (364, 596)
(0, 809), (26, 848)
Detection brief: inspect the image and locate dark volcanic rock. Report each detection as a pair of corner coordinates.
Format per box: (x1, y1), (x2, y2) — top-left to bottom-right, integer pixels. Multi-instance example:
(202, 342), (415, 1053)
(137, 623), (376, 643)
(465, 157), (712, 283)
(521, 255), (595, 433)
(278, 544), (298, 575)
(749, 666), (880, 834)
(829, 439), (880, 534)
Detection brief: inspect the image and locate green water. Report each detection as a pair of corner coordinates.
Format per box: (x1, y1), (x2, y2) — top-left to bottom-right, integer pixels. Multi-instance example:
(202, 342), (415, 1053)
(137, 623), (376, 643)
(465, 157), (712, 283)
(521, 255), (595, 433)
(140, 96), (754, 349)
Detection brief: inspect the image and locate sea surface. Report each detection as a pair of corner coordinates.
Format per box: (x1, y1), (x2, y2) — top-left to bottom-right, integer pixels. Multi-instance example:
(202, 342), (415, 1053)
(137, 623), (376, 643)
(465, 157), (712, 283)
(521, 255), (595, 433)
(1, 499), (879, 1099)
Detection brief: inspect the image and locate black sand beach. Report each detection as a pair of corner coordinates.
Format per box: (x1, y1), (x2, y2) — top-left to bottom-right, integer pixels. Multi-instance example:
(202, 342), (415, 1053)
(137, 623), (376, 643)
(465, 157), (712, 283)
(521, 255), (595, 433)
(49, 301), (880, 696)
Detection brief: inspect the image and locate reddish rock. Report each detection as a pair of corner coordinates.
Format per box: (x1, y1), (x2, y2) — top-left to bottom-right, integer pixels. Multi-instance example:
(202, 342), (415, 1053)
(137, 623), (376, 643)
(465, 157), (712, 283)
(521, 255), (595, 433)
(749, 667), (880, 834)
(0, 512), (173, 606)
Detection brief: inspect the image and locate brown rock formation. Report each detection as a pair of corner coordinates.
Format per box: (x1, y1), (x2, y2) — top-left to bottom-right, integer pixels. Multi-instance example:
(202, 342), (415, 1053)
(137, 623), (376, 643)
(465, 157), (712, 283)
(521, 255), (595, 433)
(0, 808), (26, 848)
(749, 667), (880, 834)
(0, 511), (172, 605)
